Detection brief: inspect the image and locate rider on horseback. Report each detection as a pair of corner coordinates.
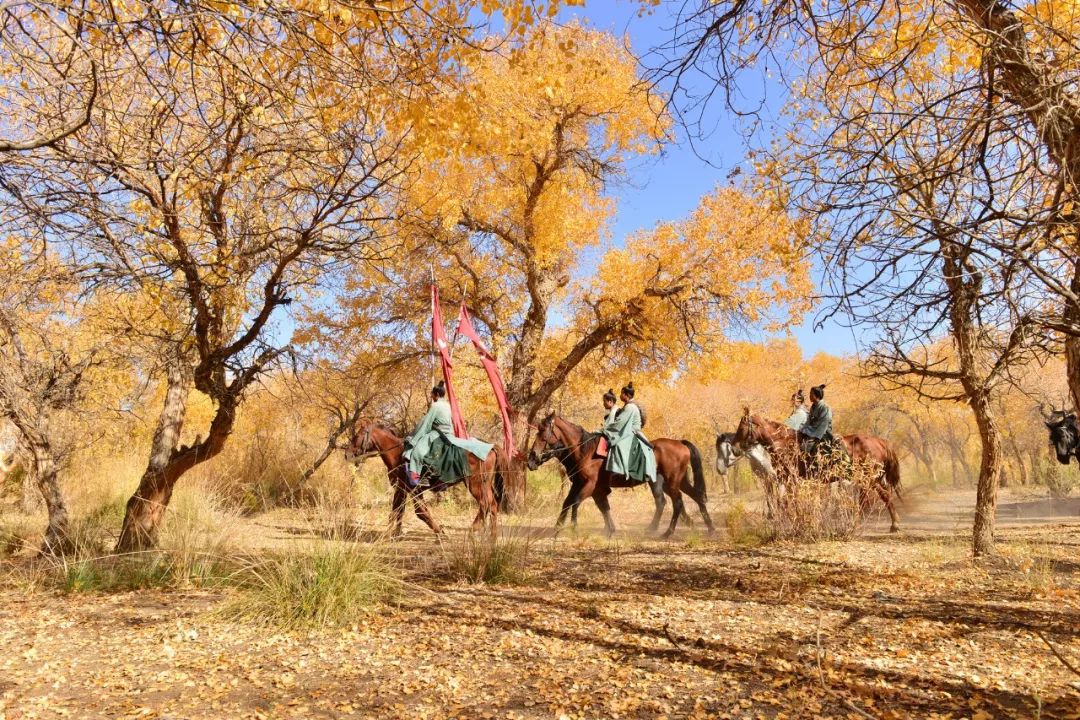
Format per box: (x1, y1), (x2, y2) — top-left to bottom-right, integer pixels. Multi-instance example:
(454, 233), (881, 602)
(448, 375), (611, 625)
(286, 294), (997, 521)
(402, 380), (493, 489)
(601, 388), (618, 428)
(798, 384), (836, 459)
(784, 388), (808, 431)
(602, 382), (657, 484)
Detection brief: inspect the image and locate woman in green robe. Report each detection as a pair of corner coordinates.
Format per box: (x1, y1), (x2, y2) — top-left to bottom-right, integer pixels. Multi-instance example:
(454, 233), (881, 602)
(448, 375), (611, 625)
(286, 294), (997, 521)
(602, 382), (657, 484)
(402, 381), (493, 488)
(601, 388), (618, 429)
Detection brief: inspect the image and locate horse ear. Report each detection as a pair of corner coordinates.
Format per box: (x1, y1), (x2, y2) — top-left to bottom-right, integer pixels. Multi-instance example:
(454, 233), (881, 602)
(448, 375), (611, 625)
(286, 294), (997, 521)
(1046, 420), (1057, 429)
(742, 405), (751, 417)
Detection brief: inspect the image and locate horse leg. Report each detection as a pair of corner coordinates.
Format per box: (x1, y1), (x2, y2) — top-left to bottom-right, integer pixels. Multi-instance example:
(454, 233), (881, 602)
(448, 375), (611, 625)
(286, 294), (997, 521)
(389, 486), (407, 538)
(875, 480), (900, 533)
(688, 480), (716, 534)
(593, 485), (616, 538)
(411, 492), (443, 535)
(647, 476), (666, 534)
(556, 480), (584, 530)
(662, 486), (685, 540)
(468, 474), (497, 535)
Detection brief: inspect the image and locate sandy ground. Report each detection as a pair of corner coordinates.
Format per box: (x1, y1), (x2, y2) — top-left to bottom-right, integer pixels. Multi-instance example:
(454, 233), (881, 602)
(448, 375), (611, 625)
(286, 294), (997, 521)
(2, 483), (1079, 720)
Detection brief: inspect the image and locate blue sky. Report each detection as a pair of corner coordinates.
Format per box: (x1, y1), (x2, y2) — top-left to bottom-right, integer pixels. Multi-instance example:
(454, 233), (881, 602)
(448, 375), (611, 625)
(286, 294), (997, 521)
(557, 1), (860, 357)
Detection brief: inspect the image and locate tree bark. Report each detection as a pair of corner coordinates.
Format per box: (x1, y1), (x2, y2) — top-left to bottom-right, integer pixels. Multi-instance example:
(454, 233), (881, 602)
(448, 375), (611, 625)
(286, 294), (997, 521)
(969, 391), (1002, 556)
(25, 430), (72, 555)
(115, 354), (192, 552)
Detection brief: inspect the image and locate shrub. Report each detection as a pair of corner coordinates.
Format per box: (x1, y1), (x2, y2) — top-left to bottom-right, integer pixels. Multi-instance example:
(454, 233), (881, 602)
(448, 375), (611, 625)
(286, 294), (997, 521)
(442, 531), (532, 585)
(1034, 454), (1078, 498)
(722, 500), (772, 546)
(765, 457), (876, 542)
(222, 542), (403, 629)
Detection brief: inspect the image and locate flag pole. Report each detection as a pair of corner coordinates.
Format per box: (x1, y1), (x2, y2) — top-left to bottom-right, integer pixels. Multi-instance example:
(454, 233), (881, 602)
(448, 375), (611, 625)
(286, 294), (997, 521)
(429, 265), (436, 389)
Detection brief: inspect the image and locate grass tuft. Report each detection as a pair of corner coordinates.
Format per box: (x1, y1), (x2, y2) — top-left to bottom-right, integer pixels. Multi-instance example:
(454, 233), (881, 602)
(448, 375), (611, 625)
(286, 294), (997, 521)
(442, 531), (532, 585)
(221, 542), (403, 629)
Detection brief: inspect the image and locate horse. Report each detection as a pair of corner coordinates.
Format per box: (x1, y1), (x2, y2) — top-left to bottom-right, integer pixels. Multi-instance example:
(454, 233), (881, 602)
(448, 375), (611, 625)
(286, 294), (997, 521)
(1044, 410), (1079, 465)
(715, 432), (783, 517)
(732, 409), (902, 533)
(345, 418), (503, 537)
(526, 412), (714, 538)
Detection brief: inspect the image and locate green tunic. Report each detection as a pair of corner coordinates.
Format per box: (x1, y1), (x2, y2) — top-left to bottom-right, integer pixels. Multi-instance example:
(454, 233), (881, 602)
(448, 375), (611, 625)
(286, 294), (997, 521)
(801, 400), (833, 440)
(602, 402), (657, 483)
(403, 399), (494, 480)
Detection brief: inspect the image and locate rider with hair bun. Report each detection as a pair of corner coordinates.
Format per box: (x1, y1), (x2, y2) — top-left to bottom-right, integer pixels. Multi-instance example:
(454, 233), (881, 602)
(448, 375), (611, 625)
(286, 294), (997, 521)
(798, 384), (834, 457)
(784, 388), (808, 431)
(601, 388), (618, 428)
(601, 381), (657, 484)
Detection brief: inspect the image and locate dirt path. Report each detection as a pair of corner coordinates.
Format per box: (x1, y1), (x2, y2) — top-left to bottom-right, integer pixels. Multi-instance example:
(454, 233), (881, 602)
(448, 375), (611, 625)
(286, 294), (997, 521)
(2, 489), (1079, 719)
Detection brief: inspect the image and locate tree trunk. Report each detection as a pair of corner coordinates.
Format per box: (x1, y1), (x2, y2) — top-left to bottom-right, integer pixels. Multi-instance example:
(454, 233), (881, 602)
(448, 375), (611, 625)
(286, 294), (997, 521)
(26, 432), (72, 555)
(502, 409), (532, 512)
(115, 355), (192, 552)
(969, 391), (1002, 556)
(1008, 438), (1029, 486)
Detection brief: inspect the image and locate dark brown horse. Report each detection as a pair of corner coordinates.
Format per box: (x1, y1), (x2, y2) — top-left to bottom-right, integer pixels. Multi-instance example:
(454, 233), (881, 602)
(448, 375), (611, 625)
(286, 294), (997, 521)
(732, 409), (902, 532)
(345, 418), (503, 536)
(527, 412), (714, 538)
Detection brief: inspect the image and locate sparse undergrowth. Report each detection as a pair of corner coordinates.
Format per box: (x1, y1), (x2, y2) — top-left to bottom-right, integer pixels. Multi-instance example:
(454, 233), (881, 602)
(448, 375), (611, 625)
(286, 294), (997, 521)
(221, 541), (404, 629)
(441, 529), (534, 585)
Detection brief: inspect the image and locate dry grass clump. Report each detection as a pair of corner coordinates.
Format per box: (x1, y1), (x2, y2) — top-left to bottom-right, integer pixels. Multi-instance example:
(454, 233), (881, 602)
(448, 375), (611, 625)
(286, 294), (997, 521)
(221, 540), (404, 629)
(763, 456), (889, 542)
(441, 527), (534, 585)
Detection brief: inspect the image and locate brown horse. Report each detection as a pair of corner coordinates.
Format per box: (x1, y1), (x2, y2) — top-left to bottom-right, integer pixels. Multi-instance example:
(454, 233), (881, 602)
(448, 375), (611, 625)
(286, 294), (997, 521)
(345, 418), (502, 537)
(732, 409), (902, 532)
(527, 412), (714, 538)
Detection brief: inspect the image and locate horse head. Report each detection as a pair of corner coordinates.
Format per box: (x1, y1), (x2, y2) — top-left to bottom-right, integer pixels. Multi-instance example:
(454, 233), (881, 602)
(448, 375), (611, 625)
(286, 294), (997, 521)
(733, 407), (765, 450)
(715, 431), (744, 474)
(527, 411), (565, 471)
(1044, 408), (1079, 465)
(344, 417), (380, 464)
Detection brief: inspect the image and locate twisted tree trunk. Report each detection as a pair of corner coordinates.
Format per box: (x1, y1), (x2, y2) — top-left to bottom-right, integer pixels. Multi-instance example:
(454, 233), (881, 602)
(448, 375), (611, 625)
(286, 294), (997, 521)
(115, 355), (192, 552)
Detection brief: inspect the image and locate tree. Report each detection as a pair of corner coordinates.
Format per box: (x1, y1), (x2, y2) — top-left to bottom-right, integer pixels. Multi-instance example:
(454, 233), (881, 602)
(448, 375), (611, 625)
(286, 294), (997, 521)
(656, 0), (1080, 422)
(654, 0), (1071, 555)
(0, 246), (102, 554)
(325, 21), (810, 507)
(0, 1), (97, 153)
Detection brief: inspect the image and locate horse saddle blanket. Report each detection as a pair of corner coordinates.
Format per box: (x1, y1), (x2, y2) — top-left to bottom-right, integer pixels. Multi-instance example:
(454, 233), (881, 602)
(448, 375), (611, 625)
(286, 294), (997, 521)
(596, 436), (609, 458)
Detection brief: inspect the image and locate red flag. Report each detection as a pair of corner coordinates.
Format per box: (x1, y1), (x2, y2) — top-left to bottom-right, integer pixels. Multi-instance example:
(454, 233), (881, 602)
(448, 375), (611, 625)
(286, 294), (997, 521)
(431, 284), (468, 438)
(457, 303), (515, 455)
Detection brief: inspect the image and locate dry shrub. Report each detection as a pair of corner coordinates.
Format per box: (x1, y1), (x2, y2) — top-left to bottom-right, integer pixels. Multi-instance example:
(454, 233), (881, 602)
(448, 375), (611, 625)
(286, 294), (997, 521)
(221, 540), (403, 629)
(722, 500), (772, 546)
(442, 529), (533, 585)
(767, 457), (883, 542)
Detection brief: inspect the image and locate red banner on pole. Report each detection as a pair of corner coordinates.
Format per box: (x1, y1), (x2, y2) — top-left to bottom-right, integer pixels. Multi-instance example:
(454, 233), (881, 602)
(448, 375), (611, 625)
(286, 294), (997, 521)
(457, 303), (516, 455)
(431, 284), (468, 438)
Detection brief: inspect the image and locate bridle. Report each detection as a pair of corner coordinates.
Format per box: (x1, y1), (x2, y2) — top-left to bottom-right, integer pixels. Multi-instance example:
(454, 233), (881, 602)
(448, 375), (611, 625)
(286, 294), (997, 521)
(533, 417), (569, 464)
(350, 421), (404, 459)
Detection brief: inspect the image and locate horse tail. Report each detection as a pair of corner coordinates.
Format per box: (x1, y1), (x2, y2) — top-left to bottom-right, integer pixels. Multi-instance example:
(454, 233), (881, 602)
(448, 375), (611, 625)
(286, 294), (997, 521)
(884, 446), (902, 499)
(682, 440), (706, 504)
(492, 447), (507, 508)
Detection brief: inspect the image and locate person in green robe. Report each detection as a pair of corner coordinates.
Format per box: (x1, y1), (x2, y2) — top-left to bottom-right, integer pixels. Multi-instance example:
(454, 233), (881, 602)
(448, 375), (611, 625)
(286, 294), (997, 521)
(798, 384), (835, 458)
(602, 381), (657, 484)
(784, 389), (809, 431)
(601, 388), (618, 429)
(402, 380), (493, 488)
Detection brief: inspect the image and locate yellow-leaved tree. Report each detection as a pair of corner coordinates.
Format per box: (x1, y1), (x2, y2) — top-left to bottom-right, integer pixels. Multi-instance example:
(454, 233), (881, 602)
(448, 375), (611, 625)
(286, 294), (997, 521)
(315, 21), (812, 507)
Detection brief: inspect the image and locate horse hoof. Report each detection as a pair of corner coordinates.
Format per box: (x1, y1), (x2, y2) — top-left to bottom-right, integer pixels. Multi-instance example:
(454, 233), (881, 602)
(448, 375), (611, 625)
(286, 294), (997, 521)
(661, 532), (674, 541)
(890, 525), (900, 534)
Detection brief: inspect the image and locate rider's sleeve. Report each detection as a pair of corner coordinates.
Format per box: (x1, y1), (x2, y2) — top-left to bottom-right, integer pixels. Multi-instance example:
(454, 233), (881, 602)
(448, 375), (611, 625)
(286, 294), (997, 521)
(406, 407), (436, 447)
